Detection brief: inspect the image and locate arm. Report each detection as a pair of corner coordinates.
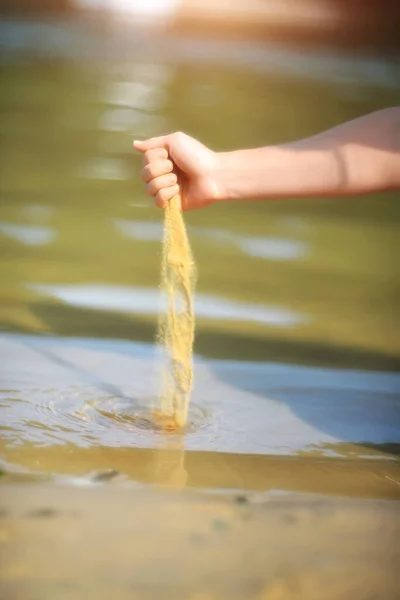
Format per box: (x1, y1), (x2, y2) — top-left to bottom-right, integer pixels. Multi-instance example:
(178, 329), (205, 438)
(134, 107), (400, 210)
(217, 107), (400, 201)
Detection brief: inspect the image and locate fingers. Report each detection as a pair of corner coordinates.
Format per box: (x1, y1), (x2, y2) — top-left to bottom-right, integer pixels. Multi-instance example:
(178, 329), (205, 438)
(143, 148), (168, 165)
(154, 185), (180, 208)
(146, 173), (178, 196)
(141, 159), (173, 183)
(134, 137), (180, 208)
(133, 136), (170, 153)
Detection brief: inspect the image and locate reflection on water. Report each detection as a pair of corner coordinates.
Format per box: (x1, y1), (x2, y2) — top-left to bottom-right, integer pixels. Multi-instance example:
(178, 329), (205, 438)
(1, 330), (398, 452)
(0, 222), (57, 245)
(115, 219), (310, 260)
(104, 80), (167, 110)
(114, 218), (163, 240)
(1, 333), (399, 500)
(99, 106), (167, 135)
(29, 283), (307, 326)
(78, 156), (132, 180)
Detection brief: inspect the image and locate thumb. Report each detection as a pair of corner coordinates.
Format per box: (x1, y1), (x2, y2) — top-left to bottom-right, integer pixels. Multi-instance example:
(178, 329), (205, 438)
(133, 136), (170, 153)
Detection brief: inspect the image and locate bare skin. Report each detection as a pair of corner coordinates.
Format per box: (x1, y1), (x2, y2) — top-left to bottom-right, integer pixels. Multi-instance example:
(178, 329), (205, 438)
(133, 107), (400, 211)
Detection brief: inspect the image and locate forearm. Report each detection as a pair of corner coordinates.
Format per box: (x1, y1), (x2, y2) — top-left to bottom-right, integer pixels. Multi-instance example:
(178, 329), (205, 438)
(215, 107), (400, 201)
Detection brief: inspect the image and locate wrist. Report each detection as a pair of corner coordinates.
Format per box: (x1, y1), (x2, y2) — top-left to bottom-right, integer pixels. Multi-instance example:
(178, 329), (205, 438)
(210, 150), (246, 203)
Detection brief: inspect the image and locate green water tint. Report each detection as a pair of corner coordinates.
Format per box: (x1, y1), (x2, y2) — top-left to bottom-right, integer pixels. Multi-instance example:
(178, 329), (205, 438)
(0, 53), (399, 370)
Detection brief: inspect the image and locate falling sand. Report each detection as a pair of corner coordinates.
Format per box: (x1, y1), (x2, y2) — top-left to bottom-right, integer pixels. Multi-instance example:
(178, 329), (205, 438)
(155, 193), (196, 430)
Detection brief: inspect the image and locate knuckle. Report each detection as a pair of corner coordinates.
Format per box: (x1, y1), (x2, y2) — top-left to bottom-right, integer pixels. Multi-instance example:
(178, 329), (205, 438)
(157, 188), (168, 203)
(151, 148), (165, 162)
(147, 162), (160, 180)
(147, 160), (171, 180)
(148, 163), (157, 178)
(146, 179), (159, 196)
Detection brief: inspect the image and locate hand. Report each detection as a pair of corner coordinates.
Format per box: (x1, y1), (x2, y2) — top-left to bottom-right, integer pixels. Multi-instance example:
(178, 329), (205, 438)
(134, 132), (221, 210)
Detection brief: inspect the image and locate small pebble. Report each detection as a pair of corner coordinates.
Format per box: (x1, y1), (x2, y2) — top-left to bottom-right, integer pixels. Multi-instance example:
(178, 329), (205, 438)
(234, 495), (248, 505)
(92, 469), (120, 482)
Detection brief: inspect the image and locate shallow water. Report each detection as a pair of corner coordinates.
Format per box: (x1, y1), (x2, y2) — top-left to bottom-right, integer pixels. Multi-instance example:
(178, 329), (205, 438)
(0, 15), (399, 599)
(1, 332), (399, 499)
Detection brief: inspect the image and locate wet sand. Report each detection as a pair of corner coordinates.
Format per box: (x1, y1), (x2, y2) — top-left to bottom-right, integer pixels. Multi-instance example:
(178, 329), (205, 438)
(1, 483), (399, 600)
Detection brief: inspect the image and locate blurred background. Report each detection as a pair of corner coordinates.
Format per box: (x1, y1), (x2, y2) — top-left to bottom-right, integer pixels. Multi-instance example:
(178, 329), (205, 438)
(0, 0), (399, 371)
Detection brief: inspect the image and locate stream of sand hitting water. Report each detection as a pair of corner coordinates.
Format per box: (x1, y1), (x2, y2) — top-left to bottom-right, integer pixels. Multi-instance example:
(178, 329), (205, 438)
(154, 193), (196, 430)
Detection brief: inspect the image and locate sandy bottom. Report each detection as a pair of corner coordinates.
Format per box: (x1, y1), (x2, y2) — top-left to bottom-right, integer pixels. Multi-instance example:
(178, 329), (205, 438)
(0, 482), (399, 600)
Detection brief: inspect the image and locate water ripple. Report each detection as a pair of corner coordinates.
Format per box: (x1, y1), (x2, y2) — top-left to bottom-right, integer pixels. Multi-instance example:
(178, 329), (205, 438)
(0, 383), (211, 448)
(1, 334), (398, 459)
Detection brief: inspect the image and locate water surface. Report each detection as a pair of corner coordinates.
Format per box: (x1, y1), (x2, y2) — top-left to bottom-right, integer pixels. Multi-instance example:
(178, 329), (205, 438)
(0, 15), (399, 492)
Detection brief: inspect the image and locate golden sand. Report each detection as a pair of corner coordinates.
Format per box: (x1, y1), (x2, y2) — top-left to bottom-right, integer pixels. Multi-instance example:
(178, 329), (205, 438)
(157, 193), (196, 429)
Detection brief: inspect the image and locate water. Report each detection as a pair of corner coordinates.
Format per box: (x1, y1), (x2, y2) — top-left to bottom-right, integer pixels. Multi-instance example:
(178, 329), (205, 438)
(1, 332), (399, 498)
(0, 15), (399, 599)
